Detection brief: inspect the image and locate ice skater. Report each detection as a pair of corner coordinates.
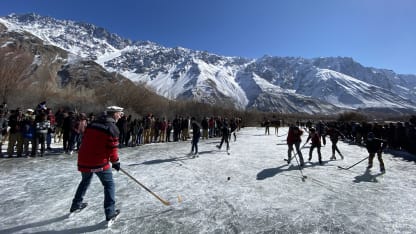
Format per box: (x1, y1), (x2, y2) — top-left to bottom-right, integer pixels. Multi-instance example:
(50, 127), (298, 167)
(306, 127), (323, 165)
(216, 119), (230, 153)
(286, 125), (304, 166)
(326, 126), (344, 160)
(365, 132), (386, 173)
(274, 120), (281, 136)
(70, 106), (123, 222)
(264, 118), (271, 135)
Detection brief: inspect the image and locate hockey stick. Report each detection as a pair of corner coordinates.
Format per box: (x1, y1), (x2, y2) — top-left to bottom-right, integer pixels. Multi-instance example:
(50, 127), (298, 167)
(287, 141), (308, 181)
(285, 141), (308, 161)
(292, 152), (307, 182)
(337, 156), (369, 170)
(119, 168), (171, 206)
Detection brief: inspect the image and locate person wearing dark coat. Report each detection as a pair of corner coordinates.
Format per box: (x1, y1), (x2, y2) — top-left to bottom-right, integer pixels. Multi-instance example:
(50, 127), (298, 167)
(190, 117), (201, 156)
(216, 119), (230, 152)
(326, 127), (344, 160)
(172, 116), (181, 142)
(201, 117), (209, 140)
(7, 108), (24, 157)
(264, 119), (271, 135)
(366, 132), (386, 173)
(0, 110), (8, 157)
(166, 120), (172, 142)
(306, 127), (323, 165)
(286, 125), (304, 166)
(62, 111), (75, 153)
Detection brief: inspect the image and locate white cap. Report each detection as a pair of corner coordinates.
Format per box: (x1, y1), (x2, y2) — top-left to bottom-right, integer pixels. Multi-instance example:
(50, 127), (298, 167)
(26, 108), (34, 113)
(106, 106), (124, 113)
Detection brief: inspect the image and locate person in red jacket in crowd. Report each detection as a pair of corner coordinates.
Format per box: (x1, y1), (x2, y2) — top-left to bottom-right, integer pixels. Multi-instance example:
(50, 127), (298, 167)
(70, 106), (123, 222)
(286, 125), (304, 166)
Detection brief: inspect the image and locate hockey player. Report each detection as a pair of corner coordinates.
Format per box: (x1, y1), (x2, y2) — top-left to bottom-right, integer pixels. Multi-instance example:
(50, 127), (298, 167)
(366, 132), (386, 173)
(326, 126), (344, 160)
(216, 119), (230, 153)
(286, 125), (304, 166)
(70, 106), (123, 222)
(306, 127), (323, 165)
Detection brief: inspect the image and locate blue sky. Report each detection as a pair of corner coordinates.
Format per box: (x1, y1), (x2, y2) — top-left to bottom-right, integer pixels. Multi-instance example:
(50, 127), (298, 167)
(1, 0), (415, 74)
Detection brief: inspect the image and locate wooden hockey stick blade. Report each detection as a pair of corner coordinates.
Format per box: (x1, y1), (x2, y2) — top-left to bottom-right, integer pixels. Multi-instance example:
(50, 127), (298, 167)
(120, 168), (171, 206)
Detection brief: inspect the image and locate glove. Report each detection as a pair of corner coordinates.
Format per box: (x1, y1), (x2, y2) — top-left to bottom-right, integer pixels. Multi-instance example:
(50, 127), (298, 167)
(112, 161), (121, 171)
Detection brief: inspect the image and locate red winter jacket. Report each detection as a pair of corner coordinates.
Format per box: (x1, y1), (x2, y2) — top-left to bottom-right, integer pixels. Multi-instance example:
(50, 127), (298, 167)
(77, 116), (120, 172)
(287, 127), (303, 144)
(307, 132), (321, 147)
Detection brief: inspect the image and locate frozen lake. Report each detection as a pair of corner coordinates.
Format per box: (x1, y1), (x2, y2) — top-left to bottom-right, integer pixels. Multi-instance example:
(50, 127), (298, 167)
(0, 127), (415, 233)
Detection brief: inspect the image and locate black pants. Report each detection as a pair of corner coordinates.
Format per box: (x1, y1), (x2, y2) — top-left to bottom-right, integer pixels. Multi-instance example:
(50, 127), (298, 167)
(34, 133), (47, 156)
(309, 145), (322, 163)
(368, 152), (385, 169)
(219, 135), (229, 150)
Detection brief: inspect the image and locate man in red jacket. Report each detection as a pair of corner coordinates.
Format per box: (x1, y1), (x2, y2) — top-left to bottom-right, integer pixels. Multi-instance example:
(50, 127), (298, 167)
(70, 106), (123, 221)
(306, 127), (323, 165)
(286, 125), (304, 166)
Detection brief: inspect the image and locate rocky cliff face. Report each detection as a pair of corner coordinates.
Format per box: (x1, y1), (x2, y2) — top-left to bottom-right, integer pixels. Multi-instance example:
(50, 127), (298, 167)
(0, 20), (135, 108)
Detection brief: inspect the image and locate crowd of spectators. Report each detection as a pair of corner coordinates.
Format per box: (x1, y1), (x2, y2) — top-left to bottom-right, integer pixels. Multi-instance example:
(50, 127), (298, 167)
(0, 102), (243, 158)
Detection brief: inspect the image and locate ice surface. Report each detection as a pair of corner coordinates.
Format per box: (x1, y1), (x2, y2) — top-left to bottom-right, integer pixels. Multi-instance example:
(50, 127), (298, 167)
(0, 127), (415, 233)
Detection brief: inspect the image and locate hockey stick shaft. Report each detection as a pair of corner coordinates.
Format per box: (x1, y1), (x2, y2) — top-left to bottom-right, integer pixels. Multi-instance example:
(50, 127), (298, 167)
(288, 141), (308, 160)
(289, 141), (308, 181)
(119, 168), (170, 206)
(338, 156), (369, 170)
(293, 153), (307, 180)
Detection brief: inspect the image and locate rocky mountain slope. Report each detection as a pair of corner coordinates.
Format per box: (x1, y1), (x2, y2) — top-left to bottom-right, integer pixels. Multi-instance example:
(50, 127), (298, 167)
(1, 13), (415, 114)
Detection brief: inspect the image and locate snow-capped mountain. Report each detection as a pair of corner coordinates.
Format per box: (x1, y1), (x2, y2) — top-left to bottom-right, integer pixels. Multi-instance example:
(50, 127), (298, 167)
(1, 13), (415, 114)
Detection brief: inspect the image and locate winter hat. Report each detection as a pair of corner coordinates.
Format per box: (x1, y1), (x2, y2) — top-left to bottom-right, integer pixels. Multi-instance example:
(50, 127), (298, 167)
(105, 106), (123, 114)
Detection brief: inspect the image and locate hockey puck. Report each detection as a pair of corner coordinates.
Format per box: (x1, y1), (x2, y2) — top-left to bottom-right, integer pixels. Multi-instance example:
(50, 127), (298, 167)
(227, 177), (231, 181)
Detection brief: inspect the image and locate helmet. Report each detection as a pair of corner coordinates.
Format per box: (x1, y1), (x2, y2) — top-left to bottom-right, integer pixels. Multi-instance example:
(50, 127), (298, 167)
(367, 132), (375, 140)
(309, 127), (316, 132)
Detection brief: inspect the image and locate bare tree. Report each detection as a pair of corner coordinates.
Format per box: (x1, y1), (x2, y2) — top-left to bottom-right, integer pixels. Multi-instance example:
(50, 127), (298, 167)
(0, 46), (33, 104)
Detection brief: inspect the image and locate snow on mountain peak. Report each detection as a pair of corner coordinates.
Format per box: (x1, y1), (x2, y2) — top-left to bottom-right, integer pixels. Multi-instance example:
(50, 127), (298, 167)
(1, 13), (415, 114)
